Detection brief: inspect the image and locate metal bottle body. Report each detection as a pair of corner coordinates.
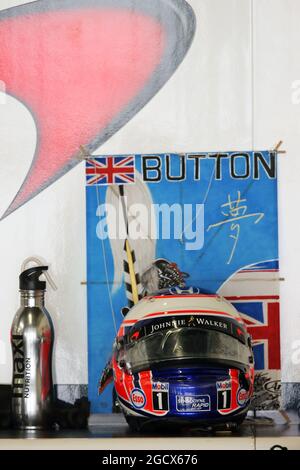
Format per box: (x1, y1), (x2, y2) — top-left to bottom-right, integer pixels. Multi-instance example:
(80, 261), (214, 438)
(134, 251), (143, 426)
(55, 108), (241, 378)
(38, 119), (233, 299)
(11, 290), (54, 429)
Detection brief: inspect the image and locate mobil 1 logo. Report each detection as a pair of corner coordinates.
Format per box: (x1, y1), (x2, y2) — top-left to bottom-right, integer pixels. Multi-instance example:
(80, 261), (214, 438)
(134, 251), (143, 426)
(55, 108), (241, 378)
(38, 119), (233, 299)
(216, 380), (232, 410)
(152, 382), (169, 411)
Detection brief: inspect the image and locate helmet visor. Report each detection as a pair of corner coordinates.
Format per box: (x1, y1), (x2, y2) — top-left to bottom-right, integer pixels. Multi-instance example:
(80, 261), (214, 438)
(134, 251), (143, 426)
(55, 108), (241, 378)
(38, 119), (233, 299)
(124, 327), (250, 372)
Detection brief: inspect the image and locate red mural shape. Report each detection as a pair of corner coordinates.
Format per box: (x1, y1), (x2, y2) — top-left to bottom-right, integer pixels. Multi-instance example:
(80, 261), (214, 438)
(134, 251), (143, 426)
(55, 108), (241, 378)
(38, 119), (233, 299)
(0, 0), (195, 217)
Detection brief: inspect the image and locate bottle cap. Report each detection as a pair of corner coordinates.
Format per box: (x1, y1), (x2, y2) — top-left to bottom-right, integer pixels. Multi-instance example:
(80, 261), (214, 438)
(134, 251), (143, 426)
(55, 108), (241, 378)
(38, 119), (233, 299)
(19, 266), (48, 291)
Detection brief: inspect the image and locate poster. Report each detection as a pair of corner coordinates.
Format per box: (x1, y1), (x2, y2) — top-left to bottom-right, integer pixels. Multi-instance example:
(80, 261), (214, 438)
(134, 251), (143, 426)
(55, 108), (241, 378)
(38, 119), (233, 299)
(86, 151), (280, 413)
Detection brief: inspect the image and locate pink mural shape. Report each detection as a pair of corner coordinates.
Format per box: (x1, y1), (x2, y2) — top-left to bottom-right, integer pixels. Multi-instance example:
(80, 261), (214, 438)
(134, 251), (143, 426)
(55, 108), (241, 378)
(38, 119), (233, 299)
(0, 0), (195, 218)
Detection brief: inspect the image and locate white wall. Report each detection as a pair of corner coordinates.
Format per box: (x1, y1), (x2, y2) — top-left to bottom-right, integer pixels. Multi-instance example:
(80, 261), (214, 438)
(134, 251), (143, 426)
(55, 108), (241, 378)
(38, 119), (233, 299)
(0, 0), (299, 391)
(252, 0), (300, 384)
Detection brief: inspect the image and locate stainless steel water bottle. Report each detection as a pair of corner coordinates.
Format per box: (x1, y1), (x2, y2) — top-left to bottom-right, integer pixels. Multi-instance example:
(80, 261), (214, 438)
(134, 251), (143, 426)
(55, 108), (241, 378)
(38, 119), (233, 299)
(11, 266), (54, 429)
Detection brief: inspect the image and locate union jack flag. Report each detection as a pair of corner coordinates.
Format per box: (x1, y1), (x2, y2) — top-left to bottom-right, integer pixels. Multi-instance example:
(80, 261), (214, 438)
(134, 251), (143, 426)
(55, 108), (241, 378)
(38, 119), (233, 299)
(228, 295), (280, 370)
(222, 260), (280, 371)
(86, 155), (135, 186)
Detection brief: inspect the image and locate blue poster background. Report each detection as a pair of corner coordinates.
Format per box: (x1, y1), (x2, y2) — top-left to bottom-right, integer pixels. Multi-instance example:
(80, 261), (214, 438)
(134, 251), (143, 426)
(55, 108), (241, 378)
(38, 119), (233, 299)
(86, 151), (278, 413)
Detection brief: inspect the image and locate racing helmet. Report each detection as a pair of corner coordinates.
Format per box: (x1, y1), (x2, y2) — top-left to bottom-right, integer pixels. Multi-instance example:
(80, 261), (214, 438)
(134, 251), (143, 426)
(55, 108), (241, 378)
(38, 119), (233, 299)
(113, 288), (254, 431)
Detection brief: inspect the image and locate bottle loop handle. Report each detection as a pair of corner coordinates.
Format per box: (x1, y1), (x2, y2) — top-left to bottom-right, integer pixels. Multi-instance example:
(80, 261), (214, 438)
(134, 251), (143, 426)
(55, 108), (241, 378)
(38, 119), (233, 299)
(21, 257), (57, 291)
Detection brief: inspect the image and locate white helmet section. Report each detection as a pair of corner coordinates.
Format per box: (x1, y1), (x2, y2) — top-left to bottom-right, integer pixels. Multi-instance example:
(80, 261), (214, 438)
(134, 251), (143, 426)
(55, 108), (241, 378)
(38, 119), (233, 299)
(124, 294), (243, 323)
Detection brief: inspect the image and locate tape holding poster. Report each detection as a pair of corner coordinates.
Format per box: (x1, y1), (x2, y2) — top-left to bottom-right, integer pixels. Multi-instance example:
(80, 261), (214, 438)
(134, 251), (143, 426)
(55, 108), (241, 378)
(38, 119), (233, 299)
(86, 151), (280, 413)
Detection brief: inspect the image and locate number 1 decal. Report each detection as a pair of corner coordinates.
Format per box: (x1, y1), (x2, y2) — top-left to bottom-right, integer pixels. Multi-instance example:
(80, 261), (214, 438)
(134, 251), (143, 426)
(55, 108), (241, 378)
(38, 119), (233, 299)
(152, 390), (169, 411)
(217, 389), (231, 410)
